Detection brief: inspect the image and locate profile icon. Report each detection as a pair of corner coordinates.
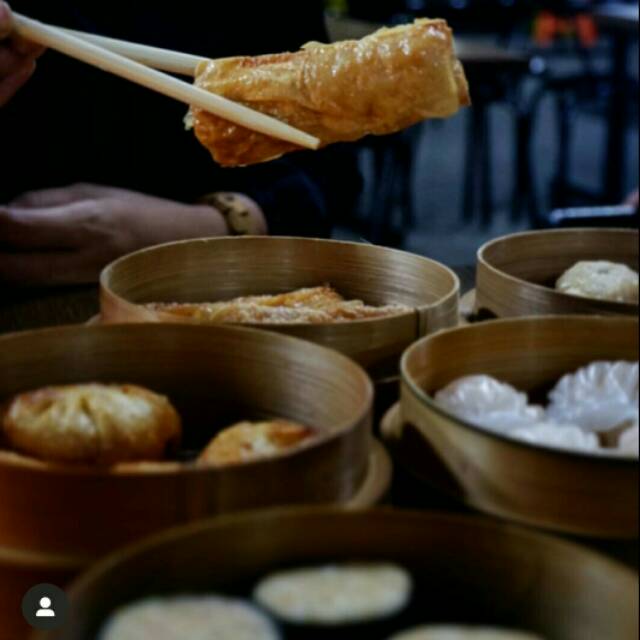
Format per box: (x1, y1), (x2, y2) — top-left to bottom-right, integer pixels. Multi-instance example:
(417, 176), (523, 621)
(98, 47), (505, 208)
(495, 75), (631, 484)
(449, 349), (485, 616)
(36, 596), (56, 618)
(22, 584), (68, 630)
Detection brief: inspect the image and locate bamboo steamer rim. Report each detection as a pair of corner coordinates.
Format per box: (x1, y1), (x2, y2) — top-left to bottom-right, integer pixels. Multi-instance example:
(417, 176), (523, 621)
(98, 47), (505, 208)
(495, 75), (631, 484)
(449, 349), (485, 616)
(400, 314), (640, 466)
(0, 322), (374, 477)
(100, 235), (461, 326)
(0, 543), (90, 571)
(63, 506), (637, 604)
(0, 440), (391, 576)
(477, 228), (640, 312)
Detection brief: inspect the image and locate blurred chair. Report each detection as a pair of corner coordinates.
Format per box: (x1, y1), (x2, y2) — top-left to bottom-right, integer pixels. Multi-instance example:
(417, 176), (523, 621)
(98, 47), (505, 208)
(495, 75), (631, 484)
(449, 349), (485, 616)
(366, 128), (421, 246)
(546, 203), (639, 228)
(460, 45), (539, 227)
(528, 0), (639, 209)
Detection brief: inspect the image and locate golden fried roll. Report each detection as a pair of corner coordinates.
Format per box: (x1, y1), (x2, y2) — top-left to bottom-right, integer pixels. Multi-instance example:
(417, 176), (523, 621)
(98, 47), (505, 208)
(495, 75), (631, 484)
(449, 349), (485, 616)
(147, 286), (412, 324)
(198, 420), (315, 466)
(2, 384), (182, 465)
(191, 19), (470, 166)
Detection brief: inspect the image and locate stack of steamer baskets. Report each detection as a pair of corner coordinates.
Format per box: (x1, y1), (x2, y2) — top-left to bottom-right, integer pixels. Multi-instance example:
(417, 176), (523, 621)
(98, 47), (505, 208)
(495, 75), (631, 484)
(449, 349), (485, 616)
(5, 232), (636, 640)
(385, 228), (639, 540)
(1, 237), (459, 640)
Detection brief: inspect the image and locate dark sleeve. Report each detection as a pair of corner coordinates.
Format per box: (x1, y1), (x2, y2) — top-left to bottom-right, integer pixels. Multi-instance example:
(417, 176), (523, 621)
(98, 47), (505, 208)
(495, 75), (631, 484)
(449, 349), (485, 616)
(3, 0), (362, 237)
(230, 145), (362, 238)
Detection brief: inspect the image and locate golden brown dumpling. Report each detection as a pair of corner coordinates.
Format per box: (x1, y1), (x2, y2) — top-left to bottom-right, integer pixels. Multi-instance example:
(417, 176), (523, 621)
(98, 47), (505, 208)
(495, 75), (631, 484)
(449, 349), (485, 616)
(198, 420), (315, 466)
(2, 384), (182, 465)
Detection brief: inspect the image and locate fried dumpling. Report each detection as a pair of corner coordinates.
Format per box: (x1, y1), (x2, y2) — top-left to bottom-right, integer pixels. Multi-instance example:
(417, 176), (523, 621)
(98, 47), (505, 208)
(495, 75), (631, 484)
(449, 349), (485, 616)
(2, 384), (182, 465)
(191, 19), (470, 166)
(198, 420), (315, 466)
(556, 261), (639, 304)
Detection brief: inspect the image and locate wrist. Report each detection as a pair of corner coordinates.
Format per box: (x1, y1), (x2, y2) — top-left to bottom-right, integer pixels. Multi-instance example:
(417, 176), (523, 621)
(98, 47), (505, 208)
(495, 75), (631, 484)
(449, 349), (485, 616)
(199, 192), (268, 236)
(188, 203), (230, 236)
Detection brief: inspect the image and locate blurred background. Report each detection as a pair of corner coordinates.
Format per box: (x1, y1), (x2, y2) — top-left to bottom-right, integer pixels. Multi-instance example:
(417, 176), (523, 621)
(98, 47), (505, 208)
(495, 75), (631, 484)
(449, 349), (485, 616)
(325, 0), (639, 266)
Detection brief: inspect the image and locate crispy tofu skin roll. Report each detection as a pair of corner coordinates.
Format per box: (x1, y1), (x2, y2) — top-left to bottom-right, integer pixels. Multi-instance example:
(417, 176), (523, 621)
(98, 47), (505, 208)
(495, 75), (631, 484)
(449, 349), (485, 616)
(191, 19), (470, 166)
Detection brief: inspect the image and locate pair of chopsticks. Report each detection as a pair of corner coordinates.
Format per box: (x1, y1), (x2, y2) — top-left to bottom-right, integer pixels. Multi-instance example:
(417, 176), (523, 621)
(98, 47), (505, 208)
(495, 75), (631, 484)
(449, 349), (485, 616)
(12, 13), (320, 150)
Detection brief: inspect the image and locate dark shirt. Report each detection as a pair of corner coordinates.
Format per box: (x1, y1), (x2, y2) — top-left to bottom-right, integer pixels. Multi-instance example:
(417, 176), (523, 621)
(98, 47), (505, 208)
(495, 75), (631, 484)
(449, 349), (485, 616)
(1, 1), (362, 236)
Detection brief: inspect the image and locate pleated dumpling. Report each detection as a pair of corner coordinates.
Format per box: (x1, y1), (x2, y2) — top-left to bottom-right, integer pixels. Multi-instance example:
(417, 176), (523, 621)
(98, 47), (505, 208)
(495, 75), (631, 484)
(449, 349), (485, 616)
(618, 421), (639, 456)
(435, 375), (545, 433)
(510, 422), (599, 452)
(547, 362), (639, 433)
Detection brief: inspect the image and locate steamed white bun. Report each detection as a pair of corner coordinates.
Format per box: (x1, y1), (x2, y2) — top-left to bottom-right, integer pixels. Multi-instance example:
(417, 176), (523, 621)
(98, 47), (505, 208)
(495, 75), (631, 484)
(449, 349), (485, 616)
(99, 596), (280, 640)
(556, 261), (639, 303)
(254, 563), (411, 625)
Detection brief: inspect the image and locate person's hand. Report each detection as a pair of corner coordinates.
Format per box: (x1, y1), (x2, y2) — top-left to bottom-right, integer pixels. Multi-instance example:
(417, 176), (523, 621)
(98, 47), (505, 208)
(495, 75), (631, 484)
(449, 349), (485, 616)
(0, 184), (233, 286)
(0, 1), (45, 106)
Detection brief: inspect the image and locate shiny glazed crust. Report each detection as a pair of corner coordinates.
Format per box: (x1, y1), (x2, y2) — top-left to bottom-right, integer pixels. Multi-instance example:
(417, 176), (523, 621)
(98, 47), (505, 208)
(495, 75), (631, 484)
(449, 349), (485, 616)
(198, 420), (316, 466)
(191, 19), (470, 166)
(2, 384), (182, 465)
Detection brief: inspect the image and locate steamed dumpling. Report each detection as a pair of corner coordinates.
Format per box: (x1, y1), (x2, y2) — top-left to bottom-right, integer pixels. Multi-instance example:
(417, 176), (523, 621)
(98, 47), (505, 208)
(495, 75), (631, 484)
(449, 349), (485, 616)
(511, 422), (599, 452)
(389, 626), (544, 639)
(254, 564), (412, 626)
(100, 595), (280, 640)
(435, 375), (545, 433)
(547, 362), (639, 433)
(556, 261), (639, 303)
(619, 422), (639, 457)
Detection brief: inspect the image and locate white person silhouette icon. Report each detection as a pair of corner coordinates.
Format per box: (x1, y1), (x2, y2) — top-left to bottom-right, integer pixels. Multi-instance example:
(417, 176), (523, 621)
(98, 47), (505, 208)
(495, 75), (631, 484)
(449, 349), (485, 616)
(36, 596), (56, 617)
(22, 583), (69, 630)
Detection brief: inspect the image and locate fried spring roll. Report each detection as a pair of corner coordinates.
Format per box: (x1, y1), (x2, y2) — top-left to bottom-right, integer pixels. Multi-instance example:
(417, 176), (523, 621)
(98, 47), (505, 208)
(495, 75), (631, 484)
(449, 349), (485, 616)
(189, 19), (470, 167)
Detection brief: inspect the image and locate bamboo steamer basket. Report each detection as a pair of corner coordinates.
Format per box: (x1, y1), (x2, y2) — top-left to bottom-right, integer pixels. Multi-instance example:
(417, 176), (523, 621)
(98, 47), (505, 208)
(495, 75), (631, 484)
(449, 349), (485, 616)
(37, 508), (638, 640)
(477, 228), (639, 318)
(399, 316), (639, 538)
(0, 324), (374, 640)
(99, 237), (460, 379)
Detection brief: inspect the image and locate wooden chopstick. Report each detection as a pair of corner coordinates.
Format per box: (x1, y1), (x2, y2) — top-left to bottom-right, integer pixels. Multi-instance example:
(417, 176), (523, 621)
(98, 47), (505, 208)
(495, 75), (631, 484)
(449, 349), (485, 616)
(12, 13), (321, 150)
(58, 27), (203, 76)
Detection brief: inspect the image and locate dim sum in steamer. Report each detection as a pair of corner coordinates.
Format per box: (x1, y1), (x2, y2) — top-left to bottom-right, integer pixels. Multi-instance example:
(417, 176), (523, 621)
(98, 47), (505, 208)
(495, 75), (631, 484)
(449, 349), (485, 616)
(434, 376), (545, 433)
(547, 362), (639, 434)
